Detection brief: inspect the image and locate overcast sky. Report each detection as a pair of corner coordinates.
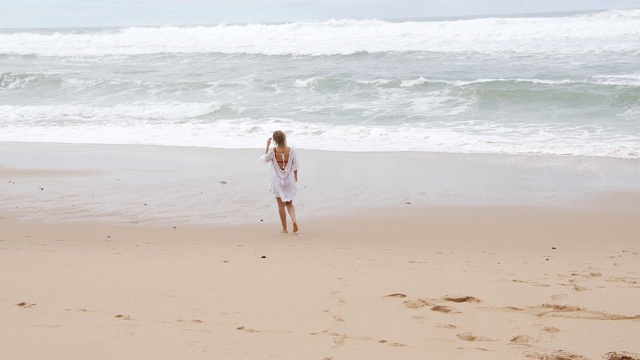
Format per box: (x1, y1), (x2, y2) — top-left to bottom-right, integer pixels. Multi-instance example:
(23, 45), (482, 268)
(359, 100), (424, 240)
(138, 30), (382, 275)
(1, 0), (640, 28)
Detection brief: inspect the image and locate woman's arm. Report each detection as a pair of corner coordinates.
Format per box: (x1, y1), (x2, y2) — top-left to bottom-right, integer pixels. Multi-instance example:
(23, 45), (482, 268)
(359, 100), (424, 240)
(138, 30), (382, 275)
(265, 138), (272, 154)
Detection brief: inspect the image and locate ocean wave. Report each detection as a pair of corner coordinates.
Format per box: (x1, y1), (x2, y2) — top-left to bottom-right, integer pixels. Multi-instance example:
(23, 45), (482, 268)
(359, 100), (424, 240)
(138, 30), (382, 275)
(1, 107), (638, 158)
(0, 103), (232, 124)
(1, 9), (639, 56)
(0, 72), (63, 89)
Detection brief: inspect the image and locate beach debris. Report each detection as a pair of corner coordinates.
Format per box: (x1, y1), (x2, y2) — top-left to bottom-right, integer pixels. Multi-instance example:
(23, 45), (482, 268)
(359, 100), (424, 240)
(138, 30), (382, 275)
(8, 180), (14, 184)
(144, 203), (147, 206)
(107, 236), (110, 238)
(261, 255), (266, 259)
(173, 226), (176, 229)
(552, 247), (556, 250)
(220, 181), (227, 184)
(115, 314), (131, 320)
(39, 187), (44, 190)
(405, 201), (411, 205)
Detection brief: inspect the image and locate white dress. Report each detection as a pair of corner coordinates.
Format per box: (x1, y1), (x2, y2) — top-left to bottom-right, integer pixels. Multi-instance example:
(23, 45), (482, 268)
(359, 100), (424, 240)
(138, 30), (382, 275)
(260, 147), (299, 202)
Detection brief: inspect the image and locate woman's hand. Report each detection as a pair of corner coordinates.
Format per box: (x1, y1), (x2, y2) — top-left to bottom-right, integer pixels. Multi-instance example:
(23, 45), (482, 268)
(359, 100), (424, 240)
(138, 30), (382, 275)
(265, 137), (272, 154)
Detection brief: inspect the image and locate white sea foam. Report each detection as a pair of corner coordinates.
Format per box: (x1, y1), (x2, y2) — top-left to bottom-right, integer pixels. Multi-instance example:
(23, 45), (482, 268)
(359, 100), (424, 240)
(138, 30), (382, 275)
(0, 103), (222, 124)
(1, 106), (638, 158)
(1, 10), (639, 56)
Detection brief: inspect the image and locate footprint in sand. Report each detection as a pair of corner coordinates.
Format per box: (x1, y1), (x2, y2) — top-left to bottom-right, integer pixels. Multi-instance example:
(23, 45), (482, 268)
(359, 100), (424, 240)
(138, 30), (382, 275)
(442, 295), (481, 303)
(550, 294), (568, 301)
(431, 305), (460, 314)
(436, 323), (457, 330)
(457, 332), (495, 342)
(510, 335), (536, 345)
(542, 326), (560, 334)
(534, 304), (640, 320)
(378, 339), (405, 347)
(17, 302), (36, 308)
(385, 293), (407, 298)
(525, 350), (589, 360)
(404, 299), (433, 309)
(604, 351), (640, 360)
(236, 326), (259, 333)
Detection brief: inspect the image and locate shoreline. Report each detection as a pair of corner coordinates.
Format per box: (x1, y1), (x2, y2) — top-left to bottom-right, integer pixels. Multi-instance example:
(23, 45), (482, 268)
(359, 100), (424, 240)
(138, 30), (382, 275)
(2, 141), (640, 226)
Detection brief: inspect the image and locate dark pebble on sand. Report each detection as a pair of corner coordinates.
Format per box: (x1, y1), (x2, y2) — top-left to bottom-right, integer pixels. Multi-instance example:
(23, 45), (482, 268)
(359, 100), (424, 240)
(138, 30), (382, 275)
(552, 247), (556, 250)
(39, 187), (44, 190)
(220, 181), (227, 184)
(261, 256), (266, 259)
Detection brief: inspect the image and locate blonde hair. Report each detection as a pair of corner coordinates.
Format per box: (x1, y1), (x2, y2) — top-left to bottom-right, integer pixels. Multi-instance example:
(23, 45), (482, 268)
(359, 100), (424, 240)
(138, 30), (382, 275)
(272, 130), (287, 146)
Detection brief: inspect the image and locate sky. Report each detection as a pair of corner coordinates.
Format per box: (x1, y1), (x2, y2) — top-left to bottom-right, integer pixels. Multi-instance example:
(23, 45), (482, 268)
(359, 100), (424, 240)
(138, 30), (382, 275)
(1, 0), (640, 28)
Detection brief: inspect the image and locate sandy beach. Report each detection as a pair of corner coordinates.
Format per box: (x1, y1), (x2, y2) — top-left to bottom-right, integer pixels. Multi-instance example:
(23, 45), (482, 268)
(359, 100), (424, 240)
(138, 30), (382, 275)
(1, 142), (639, 359)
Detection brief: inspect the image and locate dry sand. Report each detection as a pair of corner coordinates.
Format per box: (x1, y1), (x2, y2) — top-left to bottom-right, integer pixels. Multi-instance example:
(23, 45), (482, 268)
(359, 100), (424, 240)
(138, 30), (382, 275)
(1, 143), (639, 359)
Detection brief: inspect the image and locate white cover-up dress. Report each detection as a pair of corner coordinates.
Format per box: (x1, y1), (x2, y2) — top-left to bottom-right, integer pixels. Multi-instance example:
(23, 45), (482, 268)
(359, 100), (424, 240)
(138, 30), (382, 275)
(260, 147), (299, 202)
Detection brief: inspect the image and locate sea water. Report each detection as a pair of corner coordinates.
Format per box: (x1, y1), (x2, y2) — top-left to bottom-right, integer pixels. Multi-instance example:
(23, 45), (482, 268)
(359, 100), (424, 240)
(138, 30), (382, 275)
(1, 9), (640, 158)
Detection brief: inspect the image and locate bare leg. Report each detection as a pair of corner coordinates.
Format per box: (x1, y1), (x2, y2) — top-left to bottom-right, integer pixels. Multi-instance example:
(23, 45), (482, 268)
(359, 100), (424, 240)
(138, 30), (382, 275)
(285, 201), (298, 233)
(276, 197), (287, 233)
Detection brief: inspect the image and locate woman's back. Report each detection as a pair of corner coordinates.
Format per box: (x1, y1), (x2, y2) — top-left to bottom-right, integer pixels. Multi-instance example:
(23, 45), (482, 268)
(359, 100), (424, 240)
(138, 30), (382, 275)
(274, 146), (291, 170)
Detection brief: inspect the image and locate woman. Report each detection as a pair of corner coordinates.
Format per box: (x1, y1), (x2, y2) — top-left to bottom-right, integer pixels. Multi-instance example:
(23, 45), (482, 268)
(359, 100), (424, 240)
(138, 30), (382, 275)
(261, 130), (299, 233)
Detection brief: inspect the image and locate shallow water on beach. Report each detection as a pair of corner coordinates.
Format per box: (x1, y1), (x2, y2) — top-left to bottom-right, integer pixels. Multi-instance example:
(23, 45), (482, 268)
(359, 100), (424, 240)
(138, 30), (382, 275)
(1, 9), (640, 158)
(2, 143), (639, 225)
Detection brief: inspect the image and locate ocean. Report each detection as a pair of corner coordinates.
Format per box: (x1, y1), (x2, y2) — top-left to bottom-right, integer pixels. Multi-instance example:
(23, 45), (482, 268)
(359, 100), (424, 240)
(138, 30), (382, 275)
(1, 9), (639, 158)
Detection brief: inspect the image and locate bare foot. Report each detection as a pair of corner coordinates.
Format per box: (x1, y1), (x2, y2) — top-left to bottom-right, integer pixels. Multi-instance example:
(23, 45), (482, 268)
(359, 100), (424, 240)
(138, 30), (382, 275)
(281, 228), (288, 234)
(293, 223), (299, 234)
